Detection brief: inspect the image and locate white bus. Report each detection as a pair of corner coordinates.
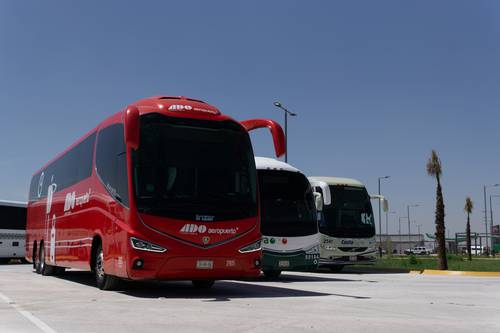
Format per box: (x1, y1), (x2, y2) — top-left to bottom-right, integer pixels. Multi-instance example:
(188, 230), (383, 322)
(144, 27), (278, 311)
(0, 200), (27, 264)
(256, 157), (320, 278)
(308, 177), (386, 272)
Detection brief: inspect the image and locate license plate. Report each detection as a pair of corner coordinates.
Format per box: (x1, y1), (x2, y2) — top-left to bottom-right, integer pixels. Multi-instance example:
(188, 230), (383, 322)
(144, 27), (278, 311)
(196, 260), (213, 269)
(278, 260), (290, 268)
(349, 256), (357, 262)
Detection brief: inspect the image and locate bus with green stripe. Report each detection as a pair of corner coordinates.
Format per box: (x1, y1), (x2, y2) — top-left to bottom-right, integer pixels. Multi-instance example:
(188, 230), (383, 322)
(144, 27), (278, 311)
(255, 157), (320, 278)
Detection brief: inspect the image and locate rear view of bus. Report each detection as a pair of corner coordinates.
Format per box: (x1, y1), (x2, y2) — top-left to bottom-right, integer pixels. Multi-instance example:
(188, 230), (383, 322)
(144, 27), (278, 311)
(26, 96), (285, 289)
(308, 177), (378, 272)
(256, 157), (319, 278)
(0, 200), (27, 264)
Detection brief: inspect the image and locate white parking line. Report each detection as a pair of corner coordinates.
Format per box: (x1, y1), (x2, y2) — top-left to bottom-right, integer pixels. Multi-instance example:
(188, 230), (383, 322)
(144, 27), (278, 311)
(0, 292), (57, 333)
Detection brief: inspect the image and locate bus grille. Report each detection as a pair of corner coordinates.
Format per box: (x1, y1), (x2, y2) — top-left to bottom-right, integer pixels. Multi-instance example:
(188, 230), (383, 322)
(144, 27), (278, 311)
(338, 247), (368, 252)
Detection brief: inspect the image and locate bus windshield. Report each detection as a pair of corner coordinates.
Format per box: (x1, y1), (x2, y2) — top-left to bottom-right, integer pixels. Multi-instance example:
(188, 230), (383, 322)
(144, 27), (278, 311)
(133, 113), (257, 221)
(258, 170), (317, 237)
(319, 185), (375, 238)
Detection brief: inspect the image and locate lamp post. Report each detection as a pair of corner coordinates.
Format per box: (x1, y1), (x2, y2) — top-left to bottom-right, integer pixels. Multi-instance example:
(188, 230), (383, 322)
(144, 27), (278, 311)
(407, 204), (419, 246)
(483, 184), (499, 249)
(417, 224), (423, 245)
(386, 211), (396, 235)
(490, 195), (500, 250)
(273, 101), (296, 163)
(399, 216), (407, 254)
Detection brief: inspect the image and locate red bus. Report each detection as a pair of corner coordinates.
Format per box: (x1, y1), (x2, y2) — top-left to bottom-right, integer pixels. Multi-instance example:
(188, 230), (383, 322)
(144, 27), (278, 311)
(26, 96), (285, 290)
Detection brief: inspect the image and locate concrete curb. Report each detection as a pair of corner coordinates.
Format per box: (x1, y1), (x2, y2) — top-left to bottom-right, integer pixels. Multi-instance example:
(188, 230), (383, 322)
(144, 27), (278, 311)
(417, 269), (500, 277)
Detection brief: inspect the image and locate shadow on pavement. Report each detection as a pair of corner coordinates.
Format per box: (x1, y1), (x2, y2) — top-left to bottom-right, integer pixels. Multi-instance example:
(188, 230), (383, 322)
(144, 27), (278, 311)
(53, 270), (371, 300)
(317, 267), (410, 275)
(259, 273), (369, 283)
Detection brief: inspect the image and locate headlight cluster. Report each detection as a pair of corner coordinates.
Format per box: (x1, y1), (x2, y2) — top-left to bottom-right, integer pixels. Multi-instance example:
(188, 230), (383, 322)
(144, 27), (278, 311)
(322, 244), (336, 251)
(238, 240), (261, 253)
(130, 237), (167, 253)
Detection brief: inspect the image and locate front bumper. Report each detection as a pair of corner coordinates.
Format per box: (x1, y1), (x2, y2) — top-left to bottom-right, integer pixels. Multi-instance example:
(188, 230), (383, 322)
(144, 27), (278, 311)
(262, 250), (319, 272)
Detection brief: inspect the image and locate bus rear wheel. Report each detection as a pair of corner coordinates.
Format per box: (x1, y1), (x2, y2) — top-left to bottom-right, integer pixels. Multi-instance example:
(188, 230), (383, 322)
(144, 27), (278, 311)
(329, 265), (344, 273)
(263, 270), (282, 279)
(94, 243), (121, 290)
(192, 280), (215, 288)
(39, 245), (55, 276)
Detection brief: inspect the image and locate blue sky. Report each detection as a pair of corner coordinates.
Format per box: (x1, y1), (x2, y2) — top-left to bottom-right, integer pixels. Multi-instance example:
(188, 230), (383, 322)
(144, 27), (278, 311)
(1, 0), (499, 236)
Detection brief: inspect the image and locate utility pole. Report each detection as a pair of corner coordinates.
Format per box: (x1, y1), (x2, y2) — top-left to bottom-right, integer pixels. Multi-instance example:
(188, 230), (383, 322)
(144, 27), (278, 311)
(273, 102), (296, 163)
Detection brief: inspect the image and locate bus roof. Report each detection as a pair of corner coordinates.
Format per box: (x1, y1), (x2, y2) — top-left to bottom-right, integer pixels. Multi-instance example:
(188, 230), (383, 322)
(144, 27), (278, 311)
(254, 157), (301, 173)
(0, 200), (27, 208)
(308, 176), (365, 188)
(32, 95), (238, 176)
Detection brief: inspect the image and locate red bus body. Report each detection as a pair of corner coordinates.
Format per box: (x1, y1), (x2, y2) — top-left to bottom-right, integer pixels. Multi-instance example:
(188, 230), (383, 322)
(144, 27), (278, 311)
(25, 96), (284, 282)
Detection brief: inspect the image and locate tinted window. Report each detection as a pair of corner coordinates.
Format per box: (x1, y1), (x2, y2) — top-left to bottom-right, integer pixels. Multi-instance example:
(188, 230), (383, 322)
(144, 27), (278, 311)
(320, 185), (375, 238)
(0, 205), (27, 230)
(258, 170), (317, 237)
(96, 124), (129, 207)
(133, 113), (257, 221)
(29, 133), (96, 202)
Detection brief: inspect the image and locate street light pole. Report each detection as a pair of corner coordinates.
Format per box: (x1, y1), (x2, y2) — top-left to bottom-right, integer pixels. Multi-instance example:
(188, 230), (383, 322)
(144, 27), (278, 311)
(491, 195), (500, 251)
(386, 211), (396, 235)
(407, 204), (419, 247)
(484, 184), (499, 250)
(399, 216), (407, 254)
(377, 176), (390, 249)
(273, 102), (296, 163)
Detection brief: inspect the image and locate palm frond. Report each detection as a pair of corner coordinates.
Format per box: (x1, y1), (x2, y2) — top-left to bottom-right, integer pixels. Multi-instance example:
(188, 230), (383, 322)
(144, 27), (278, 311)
(464, 196), (473, 214)
(426, 149), (442, 177)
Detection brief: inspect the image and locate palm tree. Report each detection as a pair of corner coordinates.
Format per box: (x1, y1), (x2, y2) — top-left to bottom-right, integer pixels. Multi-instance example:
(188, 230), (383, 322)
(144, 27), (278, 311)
(426, 150), (448, 270)
(464, 197), (474, 261)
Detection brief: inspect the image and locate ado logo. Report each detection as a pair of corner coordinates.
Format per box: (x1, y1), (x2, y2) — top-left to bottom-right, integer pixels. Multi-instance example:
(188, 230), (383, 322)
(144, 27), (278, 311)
(180, 224), (207, 234)
(168, 104), (193, 111)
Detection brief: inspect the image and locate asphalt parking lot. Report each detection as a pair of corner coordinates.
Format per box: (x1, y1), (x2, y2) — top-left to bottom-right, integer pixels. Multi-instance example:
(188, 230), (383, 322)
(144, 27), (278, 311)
(0, 264), (499, 333)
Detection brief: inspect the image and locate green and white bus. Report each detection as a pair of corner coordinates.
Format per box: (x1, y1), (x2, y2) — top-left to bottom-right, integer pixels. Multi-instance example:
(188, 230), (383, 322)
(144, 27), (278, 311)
(308, 177), (386, 272)
(256, 157), (320, 278)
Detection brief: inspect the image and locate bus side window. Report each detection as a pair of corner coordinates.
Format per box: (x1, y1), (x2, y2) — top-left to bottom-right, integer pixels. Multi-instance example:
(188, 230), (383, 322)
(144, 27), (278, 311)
(96, 124), (129, 207)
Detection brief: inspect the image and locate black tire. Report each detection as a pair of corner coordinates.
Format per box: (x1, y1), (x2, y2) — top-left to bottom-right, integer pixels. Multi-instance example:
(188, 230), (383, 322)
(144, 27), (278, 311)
(39, 245), (55, 276)
(192, 280), (215, 288)
(329, 265), (344, 273)
(263, 270), (282, 279)
(94, 243), (121, 290)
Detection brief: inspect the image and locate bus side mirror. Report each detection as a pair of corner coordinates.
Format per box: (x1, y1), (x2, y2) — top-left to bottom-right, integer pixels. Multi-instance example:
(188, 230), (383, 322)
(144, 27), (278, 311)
(370, 194), (389, 212)
(125, 106), (140, 149)
(382, 198), (389, 212)
(240, 119), (286, 158)
(313, 192), (323, 212)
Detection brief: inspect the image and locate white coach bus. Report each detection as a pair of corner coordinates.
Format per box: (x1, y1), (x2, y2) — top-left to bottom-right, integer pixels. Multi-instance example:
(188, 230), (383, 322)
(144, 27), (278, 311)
(0, 200), (27, 264)
(256, 157), (320, 278)
(308, 177), (387, 272)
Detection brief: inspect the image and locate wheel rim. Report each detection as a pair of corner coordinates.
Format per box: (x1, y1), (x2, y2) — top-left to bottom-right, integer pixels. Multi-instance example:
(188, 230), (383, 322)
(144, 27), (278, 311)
(96, 249), (104, 279)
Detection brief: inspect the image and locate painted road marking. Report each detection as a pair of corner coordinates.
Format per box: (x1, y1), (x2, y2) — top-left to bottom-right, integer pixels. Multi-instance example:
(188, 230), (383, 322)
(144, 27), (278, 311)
(0, 292), (57, 333)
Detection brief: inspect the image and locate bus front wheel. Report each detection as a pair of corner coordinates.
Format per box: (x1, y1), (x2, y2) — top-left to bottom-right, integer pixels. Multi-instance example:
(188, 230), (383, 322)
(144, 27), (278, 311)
(263, 270), (282, 279)
(94, 243), (121, 290)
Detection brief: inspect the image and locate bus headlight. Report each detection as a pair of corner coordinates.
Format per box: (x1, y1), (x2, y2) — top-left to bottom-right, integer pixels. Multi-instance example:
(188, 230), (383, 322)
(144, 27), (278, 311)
(322, 244), (336, 251)
(130, 237), (167, 253)
(238, 240), (261, 253)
